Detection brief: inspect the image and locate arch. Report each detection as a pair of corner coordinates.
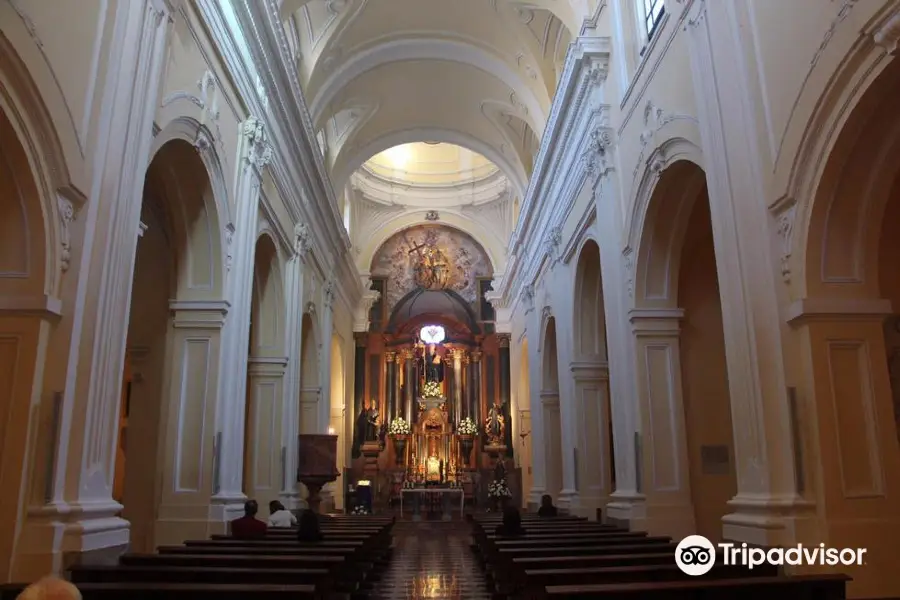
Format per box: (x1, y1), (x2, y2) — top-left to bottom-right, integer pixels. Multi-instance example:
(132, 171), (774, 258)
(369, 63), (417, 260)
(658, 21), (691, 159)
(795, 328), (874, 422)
(801, 59), (900, 299)
(0, 15), (85, 201)
(0, 99), (59, 582)
(359, 214), (502, 279)
(0, 31), (84, 298)
(631, 158), (707, 308)
(539, 315), (564, 501)
(299, 311), (321, 436)
(243, 233), (287, 505)
(117, 137), (225, 552)
(335, 127), (527, 196)
(386, 289), (481, 334)
(625, 137), (704, 266)
(572, 238), (608, 360)
(329, 332), (346, 509)
(310, 37), (548, 135)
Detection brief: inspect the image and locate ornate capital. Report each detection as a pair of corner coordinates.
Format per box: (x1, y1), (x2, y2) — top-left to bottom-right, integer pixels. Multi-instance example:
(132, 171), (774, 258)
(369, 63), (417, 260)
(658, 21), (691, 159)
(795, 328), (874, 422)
(241, 116), (273, 171)
(400, 347), (415, 361)
(323, 279), (336, 310)
(521, 283), (535, 313)
(497, 333), (510, 348)
(581, 126), (615, 178)
(545, 226), (562, 265)
(293, 222), (311, 258)
(471, 350), (483, 363)
(384, 351), (397, 363)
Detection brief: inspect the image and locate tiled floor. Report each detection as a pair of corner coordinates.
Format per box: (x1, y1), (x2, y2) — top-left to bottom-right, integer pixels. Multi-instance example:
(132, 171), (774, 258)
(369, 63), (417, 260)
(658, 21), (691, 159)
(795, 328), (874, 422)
(371, 519), (492, 599)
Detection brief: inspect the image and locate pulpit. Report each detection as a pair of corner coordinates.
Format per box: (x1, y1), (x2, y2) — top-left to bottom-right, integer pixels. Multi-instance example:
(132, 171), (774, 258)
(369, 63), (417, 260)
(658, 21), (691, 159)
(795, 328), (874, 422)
(297, 434), (339, 513)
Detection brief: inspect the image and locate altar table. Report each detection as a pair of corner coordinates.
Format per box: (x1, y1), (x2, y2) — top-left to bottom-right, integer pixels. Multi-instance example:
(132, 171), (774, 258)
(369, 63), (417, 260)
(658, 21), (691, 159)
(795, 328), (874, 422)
(400, 488), (464, 518)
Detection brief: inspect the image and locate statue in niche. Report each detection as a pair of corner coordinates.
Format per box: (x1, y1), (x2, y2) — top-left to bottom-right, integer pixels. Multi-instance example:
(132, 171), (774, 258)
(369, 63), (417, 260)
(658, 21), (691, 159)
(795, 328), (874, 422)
(485, 402), (505, 445)
(420, 343), (444, 383)
(365, 402), (380, 442)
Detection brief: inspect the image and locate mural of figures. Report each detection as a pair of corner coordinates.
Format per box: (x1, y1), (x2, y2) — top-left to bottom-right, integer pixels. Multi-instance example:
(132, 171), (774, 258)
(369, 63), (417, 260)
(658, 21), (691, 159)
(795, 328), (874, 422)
(370, 225), (492, 313)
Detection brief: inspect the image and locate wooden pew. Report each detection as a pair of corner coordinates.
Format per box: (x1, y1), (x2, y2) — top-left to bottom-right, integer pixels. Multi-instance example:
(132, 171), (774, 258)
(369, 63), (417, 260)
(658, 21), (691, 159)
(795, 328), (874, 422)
(0, 582), (318, 599)
(539, 573), (851, 599)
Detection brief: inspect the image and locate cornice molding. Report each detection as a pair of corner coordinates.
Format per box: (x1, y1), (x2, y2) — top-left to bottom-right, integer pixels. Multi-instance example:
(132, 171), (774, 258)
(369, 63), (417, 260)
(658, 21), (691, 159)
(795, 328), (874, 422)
(498, 35), (612, 315)
(350, 167), (510, 206)
(196, 0), (361, 309)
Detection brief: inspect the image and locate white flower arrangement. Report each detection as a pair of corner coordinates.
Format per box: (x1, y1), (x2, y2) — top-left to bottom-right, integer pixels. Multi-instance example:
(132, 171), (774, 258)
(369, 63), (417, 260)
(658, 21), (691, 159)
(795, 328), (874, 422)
(458, 417), (478, 435)
(488, 478), (512, 498)
(389, 417), (410, 435)
(422, 381), (442, 398)
(351, 505), (369, 515)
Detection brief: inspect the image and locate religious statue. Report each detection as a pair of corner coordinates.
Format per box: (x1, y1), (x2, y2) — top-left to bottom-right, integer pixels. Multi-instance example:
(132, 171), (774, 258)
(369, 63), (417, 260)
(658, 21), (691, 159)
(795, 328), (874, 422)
(412, 244), (452, 290)
(485, 402), (505, 445)
(365, 403), (380, 442)
(420, 343), (444, 383)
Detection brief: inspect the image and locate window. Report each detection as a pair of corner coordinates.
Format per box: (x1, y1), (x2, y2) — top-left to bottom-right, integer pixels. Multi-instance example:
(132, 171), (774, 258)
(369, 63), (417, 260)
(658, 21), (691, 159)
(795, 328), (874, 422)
(643, 0), (665, 40)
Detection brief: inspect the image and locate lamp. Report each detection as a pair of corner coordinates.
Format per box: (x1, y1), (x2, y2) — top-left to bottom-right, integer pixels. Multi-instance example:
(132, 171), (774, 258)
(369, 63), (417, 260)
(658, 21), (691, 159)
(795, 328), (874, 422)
(297, 434), (339, 514)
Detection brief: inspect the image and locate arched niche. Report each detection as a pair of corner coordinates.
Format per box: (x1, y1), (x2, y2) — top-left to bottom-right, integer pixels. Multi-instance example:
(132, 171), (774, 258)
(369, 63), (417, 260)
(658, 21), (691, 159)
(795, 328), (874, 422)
(539, 315), (563, 501)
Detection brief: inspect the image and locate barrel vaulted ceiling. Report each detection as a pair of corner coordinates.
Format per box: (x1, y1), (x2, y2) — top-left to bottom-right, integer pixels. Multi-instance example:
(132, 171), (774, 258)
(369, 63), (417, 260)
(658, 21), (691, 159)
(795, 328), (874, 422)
(278, 0), (591, 272)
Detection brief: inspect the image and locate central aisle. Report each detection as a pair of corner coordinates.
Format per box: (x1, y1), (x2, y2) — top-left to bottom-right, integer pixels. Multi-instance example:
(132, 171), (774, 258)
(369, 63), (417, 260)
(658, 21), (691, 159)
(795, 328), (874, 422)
(371, 519), (491, 599)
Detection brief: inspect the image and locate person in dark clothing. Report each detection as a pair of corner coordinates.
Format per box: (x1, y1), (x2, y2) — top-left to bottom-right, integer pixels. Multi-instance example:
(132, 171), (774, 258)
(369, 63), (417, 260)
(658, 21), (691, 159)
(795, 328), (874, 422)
(494, 505), (526, 537)
(538, 494), (558, 517)
(231, 500), (267, 539)
(297, 509), (324, 542)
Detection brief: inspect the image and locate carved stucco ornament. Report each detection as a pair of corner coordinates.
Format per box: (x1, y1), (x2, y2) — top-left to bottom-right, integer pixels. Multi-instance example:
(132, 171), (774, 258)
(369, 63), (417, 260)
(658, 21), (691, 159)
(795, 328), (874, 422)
(57, 196), (76, 272)
(294, 222), (312, 258)
(775, 203), (796, 283)
(224, 222), (235, 272)
(622, 247), (635, 298)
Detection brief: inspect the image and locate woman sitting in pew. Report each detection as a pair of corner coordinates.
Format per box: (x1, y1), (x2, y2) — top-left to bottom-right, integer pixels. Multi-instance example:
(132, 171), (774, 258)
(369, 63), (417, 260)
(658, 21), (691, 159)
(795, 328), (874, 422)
(267, 500), (297, 528)
(297, 509), (324, 542)
(494, 506), (526, 537)
(538, 494), (558, 517)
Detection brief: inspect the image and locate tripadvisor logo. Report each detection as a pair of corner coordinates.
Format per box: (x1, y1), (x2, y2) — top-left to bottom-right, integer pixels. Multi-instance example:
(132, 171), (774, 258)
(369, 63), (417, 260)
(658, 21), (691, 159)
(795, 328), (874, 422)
(675, 535), (868, 576)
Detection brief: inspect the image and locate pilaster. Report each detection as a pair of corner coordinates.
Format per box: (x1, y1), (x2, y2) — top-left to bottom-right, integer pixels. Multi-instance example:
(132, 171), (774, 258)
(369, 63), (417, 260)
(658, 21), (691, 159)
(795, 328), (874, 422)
(12, 0), (175, 580)
(685, 0), (805, 543)
(282, 225), (309, 507)
(787, 298), (900, 597)
(569, 360), (614, 519)
(628, 309), (695, 540)
(524, 318), (546, 509)
(214, 116), (271, 503)
(319, 280), (335, 433)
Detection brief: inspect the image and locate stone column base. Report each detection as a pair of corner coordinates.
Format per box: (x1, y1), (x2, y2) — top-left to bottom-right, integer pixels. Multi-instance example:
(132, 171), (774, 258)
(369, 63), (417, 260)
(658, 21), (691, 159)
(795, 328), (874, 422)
(605, 491), (646, 529)
(556, 488), (579, 514)
(568, 493), (610, 520)
(527, 486), (547, 512)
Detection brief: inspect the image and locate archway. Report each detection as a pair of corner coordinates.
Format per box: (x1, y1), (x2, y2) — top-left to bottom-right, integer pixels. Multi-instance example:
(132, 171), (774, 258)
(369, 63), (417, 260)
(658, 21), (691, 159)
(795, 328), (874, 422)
(517, 338), (533, 508)
(298, 312), (320, 507)
(243, 234), (286, 515)
(572, 240), (615, 512)
(540, 316), (564, 502)
(0, 105), (53, 580)
(797, 58), (900, 596)
(634, 159), (736, 542)
(119, 139), (223, 552)
(328, 333), (346, 510)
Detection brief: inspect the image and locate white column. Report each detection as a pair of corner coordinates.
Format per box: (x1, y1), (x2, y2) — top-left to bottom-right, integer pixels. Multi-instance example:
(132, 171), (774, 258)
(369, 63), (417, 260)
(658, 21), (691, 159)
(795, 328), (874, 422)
(319, 280), (335, 433)
(281, 225), (309, 508)
(213, 117), (272, 504)
(554, 317), (580, 511)
(13, 0), (173, 579)
(524, 298), (547, 508)
(685, 1), (801, 544)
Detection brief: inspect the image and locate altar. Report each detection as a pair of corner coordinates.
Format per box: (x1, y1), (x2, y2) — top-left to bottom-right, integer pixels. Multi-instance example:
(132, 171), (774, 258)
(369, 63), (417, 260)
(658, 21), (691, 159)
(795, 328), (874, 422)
(347, 225), (520, 511)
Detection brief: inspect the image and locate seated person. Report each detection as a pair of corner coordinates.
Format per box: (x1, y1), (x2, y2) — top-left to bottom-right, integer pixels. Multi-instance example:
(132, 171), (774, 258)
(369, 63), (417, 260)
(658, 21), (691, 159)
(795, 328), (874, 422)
(17, 576), (81, 600)
(297, 508), (324, 542)
(537, 494), (558, 517)
(494, 505), (526, 537)
(268, 500), (297, 528)
(230, 499), (267, 539)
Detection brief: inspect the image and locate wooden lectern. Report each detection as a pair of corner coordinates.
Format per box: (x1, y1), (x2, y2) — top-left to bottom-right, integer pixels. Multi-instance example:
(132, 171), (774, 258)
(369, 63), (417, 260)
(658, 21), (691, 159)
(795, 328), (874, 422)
(297, 434), (339, 513)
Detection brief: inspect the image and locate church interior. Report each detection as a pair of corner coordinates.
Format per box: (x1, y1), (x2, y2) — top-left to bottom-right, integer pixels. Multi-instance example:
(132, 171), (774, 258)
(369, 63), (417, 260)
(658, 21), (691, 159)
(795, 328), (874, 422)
(2, 0), (900, 598)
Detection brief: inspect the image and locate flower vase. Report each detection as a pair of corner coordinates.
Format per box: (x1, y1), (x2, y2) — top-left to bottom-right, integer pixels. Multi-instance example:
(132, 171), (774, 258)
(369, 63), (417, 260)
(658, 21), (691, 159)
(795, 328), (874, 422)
(392, 434), (408, 466)
(458, 434), (474, 465)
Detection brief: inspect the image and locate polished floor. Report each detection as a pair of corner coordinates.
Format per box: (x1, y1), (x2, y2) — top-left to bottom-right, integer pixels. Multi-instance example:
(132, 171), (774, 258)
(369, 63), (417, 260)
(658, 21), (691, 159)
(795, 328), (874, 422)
(371, 519), (491, 599)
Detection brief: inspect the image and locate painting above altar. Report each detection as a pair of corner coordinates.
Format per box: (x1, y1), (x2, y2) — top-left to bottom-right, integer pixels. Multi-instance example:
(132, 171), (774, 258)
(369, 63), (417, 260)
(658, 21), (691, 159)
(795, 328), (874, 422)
(370, 224), (492, 313)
